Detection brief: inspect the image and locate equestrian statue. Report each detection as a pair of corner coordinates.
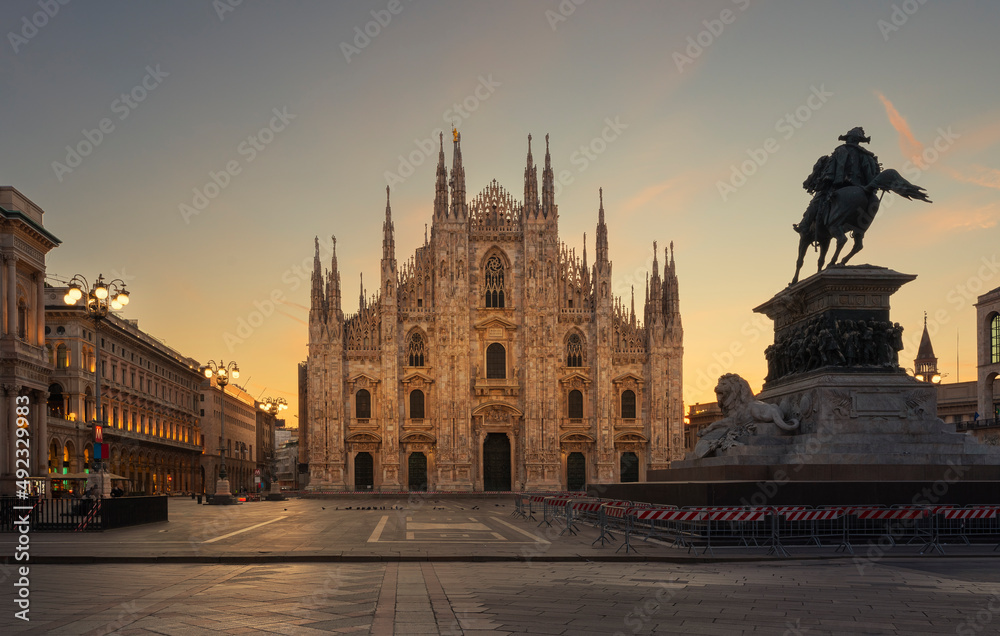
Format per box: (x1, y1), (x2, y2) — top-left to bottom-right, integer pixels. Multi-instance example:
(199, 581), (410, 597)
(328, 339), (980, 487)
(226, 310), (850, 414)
(791, 127), (931, 285)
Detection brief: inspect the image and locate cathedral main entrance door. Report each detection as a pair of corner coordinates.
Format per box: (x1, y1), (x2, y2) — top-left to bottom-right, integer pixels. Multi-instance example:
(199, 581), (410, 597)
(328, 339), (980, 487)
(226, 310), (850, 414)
(354, 452), (374, 489)
(567, 452), (586, 491)
(408, 452), (428, 491)
(620, 452), (639, 483)
(482, 433), (511, 491)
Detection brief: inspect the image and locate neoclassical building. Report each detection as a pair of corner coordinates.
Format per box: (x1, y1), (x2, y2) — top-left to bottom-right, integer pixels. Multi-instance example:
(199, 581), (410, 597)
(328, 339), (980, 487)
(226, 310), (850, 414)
(0, 187), (60, 495)
(306, 133), (683, 491)
(45, 292), (205, 495)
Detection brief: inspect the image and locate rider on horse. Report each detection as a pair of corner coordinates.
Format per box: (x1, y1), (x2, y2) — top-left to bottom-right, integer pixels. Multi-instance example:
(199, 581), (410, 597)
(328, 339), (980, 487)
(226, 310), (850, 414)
(794, 127), (882, 239)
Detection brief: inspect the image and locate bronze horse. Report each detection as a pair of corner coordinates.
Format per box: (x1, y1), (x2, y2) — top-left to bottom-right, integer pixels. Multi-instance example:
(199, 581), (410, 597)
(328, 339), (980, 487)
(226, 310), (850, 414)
(791, 169), (930, 285)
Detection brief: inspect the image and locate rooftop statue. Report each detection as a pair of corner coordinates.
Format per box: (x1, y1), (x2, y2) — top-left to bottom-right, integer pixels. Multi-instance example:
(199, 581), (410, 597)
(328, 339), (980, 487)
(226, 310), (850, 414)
(791, 127), (931, 285)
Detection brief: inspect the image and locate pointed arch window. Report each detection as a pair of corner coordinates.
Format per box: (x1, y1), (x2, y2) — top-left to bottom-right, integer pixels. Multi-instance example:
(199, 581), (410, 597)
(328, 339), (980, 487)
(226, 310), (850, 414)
(356, 389), (371, 419)
(485, 255), (505, 308)
(568, 389), (583, 419)
(407, 332), (426, 367)
(621, 390), (636, 419)
(567, 333), (583, 367)
(486, 343), (506, 379)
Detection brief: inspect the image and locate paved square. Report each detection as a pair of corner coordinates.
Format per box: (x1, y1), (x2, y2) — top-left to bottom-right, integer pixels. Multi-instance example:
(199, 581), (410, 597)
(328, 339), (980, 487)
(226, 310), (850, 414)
(1, 497), (998, 634)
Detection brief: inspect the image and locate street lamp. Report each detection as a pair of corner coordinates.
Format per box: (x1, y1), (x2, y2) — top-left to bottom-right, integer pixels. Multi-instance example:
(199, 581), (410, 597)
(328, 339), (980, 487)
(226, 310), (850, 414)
(202, 359), (239, 505)
(259, 398), (287, 500)
(63, 274), (130, 498)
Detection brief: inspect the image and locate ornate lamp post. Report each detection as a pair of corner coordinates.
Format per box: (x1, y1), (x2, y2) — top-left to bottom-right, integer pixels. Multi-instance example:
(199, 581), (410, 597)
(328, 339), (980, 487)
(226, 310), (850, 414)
(259, 397), (287, 500)
(63, 274), (130, 498)
(202, 359), (239, 505)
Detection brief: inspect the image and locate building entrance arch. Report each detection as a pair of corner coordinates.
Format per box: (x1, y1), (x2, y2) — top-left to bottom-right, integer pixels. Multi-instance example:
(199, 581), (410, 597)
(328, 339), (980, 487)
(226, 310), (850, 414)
(483, 433), (511, 491)
(408, 452), (428, 491)
(354, 452), (374, 490)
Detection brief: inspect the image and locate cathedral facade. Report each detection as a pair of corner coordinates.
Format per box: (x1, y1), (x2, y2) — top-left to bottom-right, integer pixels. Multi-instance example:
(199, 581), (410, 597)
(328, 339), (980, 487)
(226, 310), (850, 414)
(306, 133), (683, 491)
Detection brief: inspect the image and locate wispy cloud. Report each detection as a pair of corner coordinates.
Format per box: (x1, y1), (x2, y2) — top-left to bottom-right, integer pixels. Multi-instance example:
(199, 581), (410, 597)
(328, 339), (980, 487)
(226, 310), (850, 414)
(618, 170), (713, 217)
(942, 165), (1000, 190)
(951, 113), (1000, 155)
(893, 199), (1000, 245)
(876, 92), (923, 163)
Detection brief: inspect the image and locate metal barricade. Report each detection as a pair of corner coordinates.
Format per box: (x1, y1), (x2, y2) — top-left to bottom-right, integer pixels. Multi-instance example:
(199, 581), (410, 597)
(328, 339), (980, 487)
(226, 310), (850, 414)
(768, 509), (840, 556)
(634, 508), (704, 550)
(540, 496), (575, 529)
(924, 507), (1000, 554)
(565, 500), (602, 537)
(511, 493), (527, 519)
(700, 509), (770, 556)
(841, 508), (926, 554)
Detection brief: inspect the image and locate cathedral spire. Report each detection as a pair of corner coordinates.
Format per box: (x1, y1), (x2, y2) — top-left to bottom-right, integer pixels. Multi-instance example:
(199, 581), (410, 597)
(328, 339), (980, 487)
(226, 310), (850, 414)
(311, 236), (324, 315)
(647, 241), (663, 327)
(327, 235), (341, 314)
(449, 128), (466, 219)
(359, 272), (365, 310)
(434, 131), (449, 219)
(524, 134), (539, 219)
(383, 186), (395, 262)
(541, 133), (554, 218)
(630, 285), (636, 325)
(596, 187), (609, 265)
(662, 241), (680, 325)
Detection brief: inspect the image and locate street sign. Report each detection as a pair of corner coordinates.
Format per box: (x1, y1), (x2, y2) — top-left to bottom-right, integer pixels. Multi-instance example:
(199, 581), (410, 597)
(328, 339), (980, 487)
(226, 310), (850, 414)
(254, 468), (261, 476)
(95, 425), (103, 443)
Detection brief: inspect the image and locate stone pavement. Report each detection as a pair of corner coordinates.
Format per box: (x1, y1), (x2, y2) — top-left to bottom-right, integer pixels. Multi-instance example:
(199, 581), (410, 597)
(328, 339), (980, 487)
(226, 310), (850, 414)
(1, 497), (999, 634)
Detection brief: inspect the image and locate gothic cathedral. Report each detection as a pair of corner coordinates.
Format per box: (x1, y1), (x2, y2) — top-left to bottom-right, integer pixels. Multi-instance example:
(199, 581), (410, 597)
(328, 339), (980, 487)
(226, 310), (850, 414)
(306, 132), (683, 491)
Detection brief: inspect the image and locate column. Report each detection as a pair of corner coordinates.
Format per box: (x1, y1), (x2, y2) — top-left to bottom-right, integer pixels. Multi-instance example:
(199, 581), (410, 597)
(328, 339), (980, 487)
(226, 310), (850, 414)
(35, 272), (44, 347)
(6, 256), (16, 337)
(35, 390), (47, 478)
(2, 386), (12, 491)
(1, 256), (8, 336)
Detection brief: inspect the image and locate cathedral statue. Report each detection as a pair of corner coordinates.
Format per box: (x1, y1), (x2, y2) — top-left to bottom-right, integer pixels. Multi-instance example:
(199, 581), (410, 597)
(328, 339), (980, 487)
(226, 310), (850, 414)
(791, 127), (932, 284)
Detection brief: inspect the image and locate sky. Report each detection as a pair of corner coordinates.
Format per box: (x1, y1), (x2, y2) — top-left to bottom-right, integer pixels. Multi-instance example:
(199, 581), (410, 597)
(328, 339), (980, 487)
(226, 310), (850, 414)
(2, 0), (999, 424)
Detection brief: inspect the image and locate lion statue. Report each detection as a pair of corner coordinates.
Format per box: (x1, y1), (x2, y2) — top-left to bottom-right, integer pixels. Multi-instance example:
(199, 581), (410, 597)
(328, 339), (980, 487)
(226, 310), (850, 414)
(694, 374), (801, 459)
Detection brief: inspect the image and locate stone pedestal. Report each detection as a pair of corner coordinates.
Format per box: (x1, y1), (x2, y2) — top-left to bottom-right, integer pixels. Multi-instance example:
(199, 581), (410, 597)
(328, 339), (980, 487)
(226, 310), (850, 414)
(266, 481), (284, 501)
(211, 477), (236, 505)
(649, 266), (1000, 505)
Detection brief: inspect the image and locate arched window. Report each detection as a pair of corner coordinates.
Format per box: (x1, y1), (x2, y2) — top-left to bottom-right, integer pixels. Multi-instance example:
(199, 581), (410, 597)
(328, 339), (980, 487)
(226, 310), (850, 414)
(48, 383), (64, 418)
(407, 332), (425, 367)
(484, 255), (505, 308)
(992, 315), (1000, 364)
(486, 343), (506, 379)
(567, 333), (583, 367)
(46, 344), (54, 365)
(56, 344), (69, 369)
(410, 389), (425, 419)
(356, 389), (371, 419)
(621, 390), (636, 419)
(568, 389), (583, 419)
